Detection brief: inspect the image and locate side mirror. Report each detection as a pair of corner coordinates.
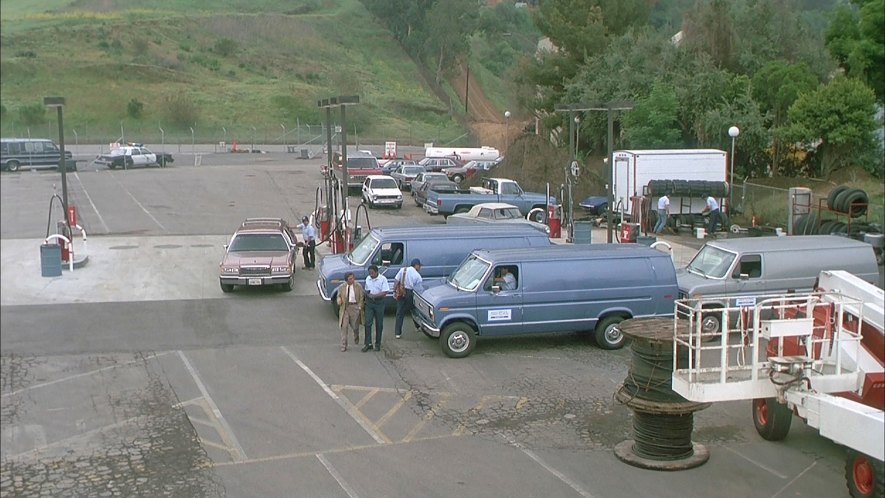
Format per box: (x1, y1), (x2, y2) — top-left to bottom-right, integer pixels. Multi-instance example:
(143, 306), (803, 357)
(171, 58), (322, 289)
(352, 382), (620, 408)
(491, 285), (502, 293)
(739, 273), (749, 281)
(223, 244), (228, 250)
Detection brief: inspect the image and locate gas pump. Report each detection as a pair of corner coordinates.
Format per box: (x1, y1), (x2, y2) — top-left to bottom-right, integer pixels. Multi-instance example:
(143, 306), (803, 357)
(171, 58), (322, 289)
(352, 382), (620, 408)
(619, 222), (639, 243)
(547, 204), (562, 238)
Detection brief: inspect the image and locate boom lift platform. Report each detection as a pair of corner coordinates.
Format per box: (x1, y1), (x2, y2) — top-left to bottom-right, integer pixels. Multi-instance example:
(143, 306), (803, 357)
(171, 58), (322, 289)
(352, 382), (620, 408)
(672, 270), (884, 497)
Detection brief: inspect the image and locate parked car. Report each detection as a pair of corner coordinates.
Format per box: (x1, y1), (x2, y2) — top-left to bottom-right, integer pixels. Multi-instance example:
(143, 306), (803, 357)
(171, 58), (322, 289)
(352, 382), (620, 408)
(579, 196), (609, 215)
(361, 175), (403, 209)
(1, 138), (75, 172)
(410, 171), (449, 196)
(446, 202), (549, 234)
(417, 156), (459, 173)
(382, 158), (417, 175)
(390, 164), (426, 190)
(218, 218), (299, 293)
(94, 143), (161, 169)
(444, 159), (499, 184)
(414, 179), (459, 208)
(333, 150), (383, 188)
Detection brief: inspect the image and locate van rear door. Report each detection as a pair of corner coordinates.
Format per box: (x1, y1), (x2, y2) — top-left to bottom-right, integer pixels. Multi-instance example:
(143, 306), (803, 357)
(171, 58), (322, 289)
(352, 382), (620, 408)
(475, 264), (523, 335)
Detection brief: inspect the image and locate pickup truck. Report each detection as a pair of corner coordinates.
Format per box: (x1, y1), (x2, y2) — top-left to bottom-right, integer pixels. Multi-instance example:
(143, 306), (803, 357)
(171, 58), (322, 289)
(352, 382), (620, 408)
(424, 178), (554, 218)
(332, 150), (382, 189)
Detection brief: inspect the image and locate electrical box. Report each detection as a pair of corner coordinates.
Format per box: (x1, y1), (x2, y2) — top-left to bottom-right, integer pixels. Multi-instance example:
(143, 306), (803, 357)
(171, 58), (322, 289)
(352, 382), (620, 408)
(761, 318), (813, 339)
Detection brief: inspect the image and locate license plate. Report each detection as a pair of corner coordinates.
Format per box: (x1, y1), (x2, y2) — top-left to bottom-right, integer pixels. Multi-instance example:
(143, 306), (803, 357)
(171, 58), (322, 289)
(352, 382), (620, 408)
(248, 278), (262, 286)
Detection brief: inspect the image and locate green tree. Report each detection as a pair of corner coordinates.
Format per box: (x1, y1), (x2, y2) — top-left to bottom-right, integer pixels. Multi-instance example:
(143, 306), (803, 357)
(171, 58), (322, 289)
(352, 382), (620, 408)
(825, 0), (885, 101)
(681, 0), (736, 70)
(751, 61), (818, 174)
(422, 0), (480, 83)
(779, 76), (877, 176)
(622, 82), (681, 148)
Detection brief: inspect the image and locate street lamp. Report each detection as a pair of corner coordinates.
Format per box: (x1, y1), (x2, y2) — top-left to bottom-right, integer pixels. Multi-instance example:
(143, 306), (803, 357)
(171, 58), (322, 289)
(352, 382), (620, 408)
(504, 111), (511, 152)
(728, 126), (740, 212)
(574, 116), (581, 158)
(43, 97), (68, 223)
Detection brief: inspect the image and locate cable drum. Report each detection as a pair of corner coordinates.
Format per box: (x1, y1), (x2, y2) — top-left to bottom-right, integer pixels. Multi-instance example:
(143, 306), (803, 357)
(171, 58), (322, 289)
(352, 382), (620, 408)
(620, 333), (688, 403)
(632, 412), (695, 460)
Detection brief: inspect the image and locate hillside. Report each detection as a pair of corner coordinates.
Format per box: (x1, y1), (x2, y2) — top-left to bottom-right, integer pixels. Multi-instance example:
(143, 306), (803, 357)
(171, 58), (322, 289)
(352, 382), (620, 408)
(0, 0), (479, 146)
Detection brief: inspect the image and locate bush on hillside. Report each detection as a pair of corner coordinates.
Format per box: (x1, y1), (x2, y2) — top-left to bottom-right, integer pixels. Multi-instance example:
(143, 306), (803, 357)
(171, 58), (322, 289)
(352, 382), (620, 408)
(18, 103), (46, 126)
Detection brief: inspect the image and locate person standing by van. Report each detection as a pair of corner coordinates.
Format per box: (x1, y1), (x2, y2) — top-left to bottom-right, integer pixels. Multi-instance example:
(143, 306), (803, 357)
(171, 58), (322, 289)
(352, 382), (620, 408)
(701, 193), (720, 236)
(654, 192), (671, 234)
(362, 265), (390, 352)
(296, 216), (317, 269)
(336, 272), (364, 351)
(394, 259), (423, 339)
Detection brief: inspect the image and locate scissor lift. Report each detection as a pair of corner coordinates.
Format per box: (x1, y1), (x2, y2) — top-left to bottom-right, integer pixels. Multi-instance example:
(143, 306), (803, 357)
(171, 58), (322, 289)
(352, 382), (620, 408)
(672, 271), (884, 497)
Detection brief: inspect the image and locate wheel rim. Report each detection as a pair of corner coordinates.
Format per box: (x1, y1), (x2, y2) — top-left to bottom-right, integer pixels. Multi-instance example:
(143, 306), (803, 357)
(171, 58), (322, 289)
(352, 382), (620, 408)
(853, 455), (874, 495)
(702, 315), (720, 334)
(8, 161), (19, 171)
(604, 323), (622, 344)
(447, 330), (470, 353)
(754, 399), (768, 425)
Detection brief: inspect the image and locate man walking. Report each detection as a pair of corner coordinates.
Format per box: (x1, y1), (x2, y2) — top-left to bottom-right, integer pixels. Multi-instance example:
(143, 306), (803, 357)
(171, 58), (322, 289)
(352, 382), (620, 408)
(701, 193), (720, 236)
(336, 272), (364, 351)
(394, 259), (423, 339)
(296, 216), (317, 269)
(654, 192), (670, 234)
(362, 265), (390, 352)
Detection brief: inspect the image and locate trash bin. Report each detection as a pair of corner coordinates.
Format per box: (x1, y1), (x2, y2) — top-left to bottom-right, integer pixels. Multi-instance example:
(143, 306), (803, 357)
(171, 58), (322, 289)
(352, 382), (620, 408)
(41, 243), (62, 277)
(573, 221), (593, 244)
(300, 148), (310, 159)
(636, 235), (657, 246)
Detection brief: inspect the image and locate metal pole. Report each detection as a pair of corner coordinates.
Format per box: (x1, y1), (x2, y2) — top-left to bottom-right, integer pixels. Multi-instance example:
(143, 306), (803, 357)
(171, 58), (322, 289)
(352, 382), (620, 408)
(607, 109), (614, 243)
(57, 106), (68, 222)
(340, 104), (349, 229)
(729, 136), (735, 211)
(465, 65), (470, 114)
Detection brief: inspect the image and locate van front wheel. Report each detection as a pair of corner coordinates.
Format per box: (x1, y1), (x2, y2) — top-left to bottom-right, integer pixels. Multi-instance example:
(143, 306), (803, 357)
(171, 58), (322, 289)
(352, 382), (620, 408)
(594, 316), (627, 350)
(441, 322), (476, 358)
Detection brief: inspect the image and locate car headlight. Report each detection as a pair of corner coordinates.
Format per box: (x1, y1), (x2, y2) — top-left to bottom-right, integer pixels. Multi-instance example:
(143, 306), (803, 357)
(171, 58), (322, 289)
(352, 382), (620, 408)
(272, 266), (288, 273)
(372, 194), (378, 200)
(396, 195), (402, 200)
(428, 308), (434, 319)
(221, 266), (239, 275)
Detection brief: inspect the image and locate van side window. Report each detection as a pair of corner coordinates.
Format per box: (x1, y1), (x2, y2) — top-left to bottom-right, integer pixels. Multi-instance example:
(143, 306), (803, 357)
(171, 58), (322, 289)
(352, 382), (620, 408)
(486, 265), (518, 291)
(375, 242), (404, 266)
(733, 254), (762, 279)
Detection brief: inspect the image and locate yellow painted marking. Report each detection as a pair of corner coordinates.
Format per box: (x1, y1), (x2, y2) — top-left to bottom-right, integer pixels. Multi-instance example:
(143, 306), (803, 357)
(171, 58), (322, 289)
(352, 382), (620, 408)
(354, 388), (379, 410)
(199, 438), (235, 452)
(174, 396), (203, 408)
(402, 395), (449, 443)
(515, 397), (529, 411)
(375, 390), (413, 429)
(188, 416), (216, 428)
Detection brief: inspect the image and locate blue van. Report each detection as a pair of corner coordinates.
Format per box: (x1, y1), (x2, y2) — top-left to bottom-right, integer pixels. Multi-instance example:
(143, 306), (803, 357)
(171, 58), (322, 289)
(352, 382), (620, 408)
(316, 224), (551, 314)
(1, 138), (74, 172)
(413, 244), (678, 357)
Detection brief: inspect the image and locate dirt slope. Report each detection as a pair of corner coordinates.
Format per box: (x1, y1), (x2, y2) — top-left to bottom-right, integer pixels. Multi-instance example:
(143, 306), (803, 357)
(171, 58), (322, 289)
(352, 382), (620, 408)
(450, 65), (523, 151)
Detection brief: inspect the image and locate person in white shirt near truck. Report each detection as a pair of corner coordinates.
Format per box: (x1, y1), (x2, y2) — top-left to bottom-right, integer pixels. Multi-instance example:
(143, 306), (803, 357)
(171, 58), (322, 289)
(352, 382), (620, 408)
(654, 192), (671, 234)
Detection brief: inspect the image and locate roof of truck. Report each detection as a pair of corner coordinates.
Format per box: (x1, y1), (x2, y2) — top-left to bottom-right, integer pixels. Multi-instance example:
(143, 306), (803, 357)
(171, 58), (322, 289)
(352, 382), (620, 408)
(707, 235), (872, 252)
(615, 149), (726, 155)
(472, 244), (667, 262)
(369, 224), (547, 239)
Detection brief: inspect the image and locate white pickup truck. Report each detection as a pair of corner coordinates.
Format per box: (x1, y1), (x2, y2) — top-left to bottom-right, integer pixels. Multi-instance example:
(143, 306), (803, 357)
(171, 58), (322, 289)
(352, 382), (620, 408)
(95, 144), (164, 170)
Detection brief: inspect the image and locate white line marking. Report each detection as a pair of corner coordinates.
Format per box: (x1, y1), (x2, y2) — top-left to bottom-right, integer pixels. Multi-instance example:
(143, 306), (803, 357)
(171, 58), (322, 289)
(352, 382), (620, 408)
(316, 453), (360, 498)
(772, 460), (817, 497)
(177, 351), (247, 461)
(6, 416), (143, 461)
(723, 446), (789, 479)
(72, 171), (109, 233)
(280, 346), (387, 444)
(111, 174), (168, 233)
(2, 352), (172, 398)
(506, 436), (595, 498)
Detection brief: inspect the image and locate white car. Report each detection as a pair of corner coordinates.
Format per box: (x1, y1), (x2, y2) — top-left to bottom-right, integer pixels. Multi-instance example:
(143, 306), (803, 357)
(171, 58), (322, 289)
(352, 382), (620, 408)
(446, 202), (549, 234)
(95, 144), (158, 169)
(361, 175), (403, 209)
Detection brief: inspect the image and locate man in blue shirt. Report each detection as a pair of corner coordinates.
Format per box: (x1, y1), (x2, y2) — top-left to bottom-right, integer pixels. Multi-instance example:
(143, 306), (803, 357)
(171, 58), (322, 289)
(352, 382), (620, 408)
(296, 216), (317, 269)
(362, 265), (391, 352)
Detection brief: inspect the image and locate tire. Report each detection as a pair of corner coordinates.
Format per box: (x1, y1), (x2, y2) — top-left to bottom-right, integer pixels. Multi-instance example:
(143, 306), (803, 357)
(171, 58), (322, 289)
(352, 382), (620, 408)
(752, 398), (792, 441)
(7, 160), (20, 172)
(440, 322), (477, 358)
(124, 157), (133, 170)
(845, 449), (885, 498)
(220, 283), (234, 293)
(109, 163), (117, 170)
(395, 203), (402, 209)
(453, 174), (464, 184)
(842, 188), (869, 218)
(281, 274), (294, 292)
(828, 185), (850, 211)
(594, 315), (627, 350)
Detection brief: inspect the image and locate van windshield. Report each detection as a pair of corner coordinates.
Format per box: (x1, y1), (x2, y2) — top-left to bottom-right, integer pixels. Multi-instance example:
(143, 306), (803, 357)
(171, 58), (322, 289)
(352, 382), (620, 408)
(348, 233), (379, 266)
(686, 245), (736, 279)
(448, 254), (490, 292)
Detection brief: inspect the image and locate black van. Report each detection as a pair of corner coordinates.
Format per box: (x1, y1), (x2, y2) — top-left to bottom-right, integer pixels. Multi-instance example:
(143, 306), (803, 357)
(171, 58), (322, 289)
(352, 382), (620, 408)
(1, 138), (74, 172)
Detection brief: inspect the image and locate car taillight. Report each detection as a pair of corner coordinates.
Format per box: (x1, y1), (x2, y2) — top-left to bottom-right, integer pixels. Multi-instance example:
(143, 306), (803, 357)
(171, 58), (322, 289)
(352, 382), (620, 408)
(437, 199), (442, 206)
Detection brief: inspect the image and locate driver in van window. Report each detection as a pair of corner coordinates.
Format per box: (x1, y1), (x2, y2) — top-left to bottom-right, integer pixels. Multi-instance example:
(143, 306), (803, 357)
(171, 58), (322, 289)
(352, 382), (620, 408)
(493, 266), (517, 290)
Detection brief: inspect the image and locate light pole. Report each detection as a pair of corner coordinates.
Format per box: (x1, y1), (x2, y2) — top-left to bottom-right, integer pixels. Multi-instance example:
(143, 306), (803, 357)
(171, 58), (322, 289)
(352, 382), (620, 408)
(574, 116), (581, 158)
(44, 97), (68, 225)
(728, 126), (740, 212)
(280, 123), (286, 151)
(504, 111), (511, 153)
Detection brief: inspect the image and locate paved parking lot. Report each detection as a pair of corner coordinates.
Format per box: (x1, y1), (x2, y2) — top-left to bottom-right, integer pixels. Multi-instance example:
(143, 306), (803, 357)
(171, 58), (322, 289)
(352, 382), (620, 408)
(0, 155), (852, 497)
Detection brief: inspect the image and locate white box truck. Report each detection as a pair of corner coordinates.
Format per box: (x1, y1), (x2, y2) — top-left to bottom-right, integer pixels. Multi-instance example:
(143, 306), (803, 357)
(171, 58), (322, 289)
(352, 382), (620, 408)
(612, 149), (728, 218)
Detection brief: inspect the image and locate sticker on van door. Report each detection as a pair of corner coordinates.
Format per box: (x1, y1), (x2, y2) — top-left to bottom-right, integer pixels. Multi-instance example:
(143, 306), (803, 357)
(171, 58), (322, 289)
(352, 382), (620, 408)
(488, 309), (512, 321)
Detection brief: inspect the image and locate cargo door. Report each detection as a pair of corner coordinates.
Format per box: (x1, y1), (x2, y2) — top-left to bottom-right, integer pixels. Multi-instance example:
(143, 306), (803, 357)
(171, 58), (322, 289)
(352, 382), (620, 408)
(475, 264), (523, 336)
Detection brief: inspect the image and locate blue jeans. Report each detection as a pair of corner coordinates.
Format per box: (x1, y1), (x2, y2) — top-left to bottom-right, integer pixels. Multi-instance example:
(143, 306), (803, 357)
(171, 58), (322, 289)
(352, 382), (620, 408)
(708, 209), (720, 235)
(394, 289), (414, 336)
(654, 209), (668, 233)
(364, 299), (386, 346)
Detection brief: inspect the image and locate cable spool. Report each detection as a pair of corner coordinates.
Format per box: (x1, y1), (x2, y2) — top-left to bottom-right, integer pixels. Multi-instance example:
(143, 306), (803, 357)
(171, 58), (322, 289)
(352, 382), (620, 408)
(614, 317), (710, 471)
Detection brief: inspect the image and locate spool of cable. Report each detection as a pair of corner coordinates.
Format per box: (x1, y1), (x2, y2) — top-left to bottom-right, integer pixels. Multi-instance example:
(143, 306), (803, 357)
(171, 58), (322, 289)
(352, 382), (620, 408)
(614, 317), (711, 470)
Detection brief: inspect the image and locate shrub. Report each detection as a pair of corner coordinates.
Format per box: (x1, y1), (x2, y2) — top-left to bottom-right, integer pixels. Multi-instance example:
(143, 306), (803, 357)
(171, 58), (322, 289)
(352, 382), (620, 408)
(132, 38), (149, 57)
(18, 103), (46, 126)
(213, 38), (238, 57)
(162, 94), (199, 128)
(127, 98), (144, 119)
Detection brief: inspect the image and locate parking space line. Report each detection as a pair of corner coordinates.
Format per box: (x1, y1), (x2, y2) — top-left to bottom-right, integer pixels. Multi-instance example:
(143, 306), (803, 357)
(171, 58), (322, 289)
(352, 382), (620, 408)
(177, 351), (247, 462)
(6, 416), (144, 462)
(505, 435), (596, 498)
(108, 173), (168, 233)
(402, 395), (449, 443)
(375, 391), (412, 429)
(722, 446), (789, 479)
(353, 388), (379, 410)
(772, 460), (817, 497)
(72, 172), (110, 233)
(1, 351), (172, 398)
(316, 453), (360, 498)
(280, 346), (388, 444)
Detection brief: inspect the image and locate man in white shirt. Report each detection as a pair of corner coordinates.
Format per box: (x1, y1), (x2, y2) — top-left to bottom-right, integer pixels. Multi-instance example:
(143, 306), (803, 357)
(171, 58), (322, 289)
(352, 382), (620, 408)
(362, 265), (391, 352)
(394, 259), (423, 339)
(296, 216), (317, 269)
(494, 267), (517, 290)
(654, 193), (670, 234)
(701, 194), (720, 236)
